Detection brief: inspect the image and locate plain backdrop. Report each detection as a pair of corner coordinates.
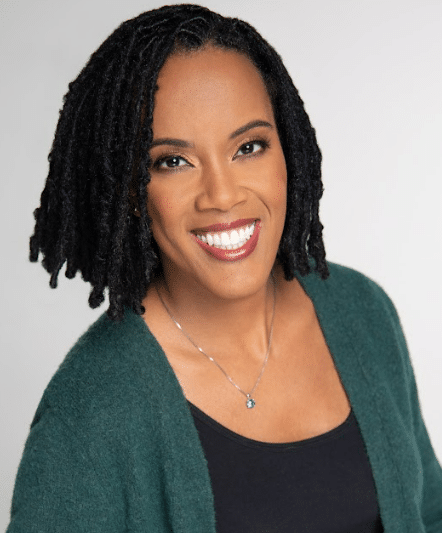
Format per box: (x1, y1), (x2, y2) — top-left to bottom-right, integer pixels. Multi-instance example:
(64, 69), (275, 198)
(1, 0), (441, 527)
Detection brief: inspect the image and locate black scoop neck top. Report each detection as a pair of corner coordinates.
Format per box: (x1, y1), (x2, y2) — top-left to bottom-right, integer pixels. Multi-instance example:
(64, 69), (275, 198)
(189, 403), (384, 533)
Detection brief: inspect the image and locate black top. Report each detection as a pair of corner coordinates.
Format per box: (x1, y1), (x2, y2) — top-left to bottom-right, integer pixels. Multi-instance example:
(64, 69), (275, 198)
(189, 403), (384, 533)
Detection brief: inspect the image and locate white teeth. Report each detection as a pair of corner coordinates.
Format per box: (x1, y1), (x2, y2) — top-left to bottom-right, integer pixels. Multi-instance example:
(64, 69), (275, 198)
(196, 222), (256, 250)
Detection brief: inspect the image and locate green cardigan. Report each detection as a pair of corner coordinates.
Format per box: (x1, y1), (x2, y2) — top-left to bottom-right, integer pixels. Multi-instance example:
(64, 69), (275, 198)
(7, 263), (442, 532)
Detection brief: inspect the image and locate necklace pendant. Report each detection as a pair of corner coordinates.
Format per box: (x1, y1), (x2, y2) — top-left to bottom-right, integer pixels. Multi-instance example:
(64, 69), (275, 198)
(246, 397), (256, 409)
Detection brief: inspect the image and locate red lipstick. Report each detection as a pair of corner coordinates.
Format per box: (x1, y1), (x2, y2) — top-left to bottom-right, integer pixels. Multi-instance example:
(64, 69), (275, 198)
(192, 218), (256, 234)
(192, 221), (261, 262)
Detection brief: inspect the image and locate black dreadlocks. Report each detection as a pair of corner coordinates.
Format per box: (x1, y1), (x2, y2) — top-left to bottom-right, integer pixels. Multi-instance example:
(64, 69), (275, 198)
(30, 4), (329, 321)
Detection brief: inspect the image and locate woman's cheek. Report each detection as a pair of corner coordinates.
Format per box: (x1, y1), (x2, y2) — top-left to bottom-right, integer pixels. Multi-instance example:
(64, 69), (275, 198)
(272, 171), (287, 205)
(147, 189), (176, 223)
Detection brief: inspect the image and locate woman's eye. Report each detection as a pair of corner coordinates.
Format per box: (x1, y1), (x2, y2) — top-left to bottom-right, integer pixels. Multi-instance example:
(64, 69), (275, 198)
(153, 155), (189, 170)
(235, 140), (268, 158)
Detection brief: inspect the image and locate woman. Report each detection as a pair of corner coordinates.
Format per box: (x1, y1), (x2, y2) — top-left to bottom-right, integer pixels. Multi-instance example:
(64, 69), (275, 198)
(7, 4), (442, 532)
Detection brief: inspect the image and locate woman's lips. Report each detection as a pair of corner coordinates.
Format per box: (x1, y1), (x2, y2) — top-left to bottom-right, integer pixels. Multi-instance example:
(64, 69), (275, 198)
(192, 218), (256, 233)
(191, 220), (261, 262)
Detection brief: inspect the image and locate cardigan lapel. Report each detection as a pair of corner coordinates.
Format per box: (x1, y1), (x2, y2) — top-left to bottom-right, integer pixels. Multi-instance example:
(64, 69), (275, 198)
(129, 312), (217, 533)
(298, 270), (416, 533)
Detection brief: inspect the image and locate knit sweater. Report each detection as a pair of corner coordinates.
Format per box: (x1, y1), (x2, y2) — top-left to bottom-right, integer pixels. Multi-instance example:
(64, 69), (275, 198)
(7, 263), (442, 532)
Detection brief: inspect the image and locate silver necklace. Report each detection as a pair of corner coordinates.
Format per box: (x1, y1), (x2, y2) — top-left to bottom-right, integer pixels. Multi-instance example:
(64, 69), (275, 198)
(156, 280), (276, 409)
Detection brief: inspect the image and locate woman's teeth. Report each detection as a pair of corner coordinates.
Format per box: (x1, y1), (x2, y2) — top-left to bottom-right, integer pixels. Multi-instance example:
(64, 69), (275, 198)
(196, 222), (256, 250)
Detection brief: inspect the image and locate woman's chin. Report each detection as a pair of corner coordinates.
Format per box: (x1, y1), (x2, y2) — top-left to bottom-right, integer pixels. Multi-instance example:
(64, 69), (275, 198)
(167, 261), (275, 303)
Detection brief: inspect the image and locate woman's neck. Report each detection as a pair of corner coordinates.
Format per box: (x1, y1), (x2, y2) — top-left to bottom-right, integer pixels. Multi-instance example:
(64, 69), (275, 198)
(149, 266), (281, 364)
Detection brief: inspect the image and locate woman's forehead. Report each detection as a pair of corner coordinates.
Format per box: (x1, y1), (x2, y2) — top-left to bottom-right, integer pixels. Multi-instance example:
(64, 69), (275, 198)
(152, 46), (275, 140)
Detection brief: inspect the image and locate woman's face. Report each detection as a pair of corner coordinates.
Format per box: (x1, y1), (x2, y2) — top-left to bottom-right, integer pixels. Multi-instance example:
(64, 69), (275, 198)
(147, 46), (287, 300)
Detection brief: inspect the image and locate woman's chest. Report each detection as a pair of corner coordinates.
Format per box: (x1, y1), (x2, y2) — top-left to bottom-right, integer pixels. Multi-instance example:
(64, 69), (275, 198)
(174, 310), (352, 444)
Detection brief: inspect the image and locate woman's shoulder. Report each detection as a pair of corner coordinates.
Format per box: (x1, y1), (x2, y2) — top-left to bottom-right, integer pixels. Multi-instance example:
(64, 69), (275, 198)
(33, 309), (178, 432)
(299, 261), (408, 366)
(302, 260), (400, 320)
(321, 260), (389, 295)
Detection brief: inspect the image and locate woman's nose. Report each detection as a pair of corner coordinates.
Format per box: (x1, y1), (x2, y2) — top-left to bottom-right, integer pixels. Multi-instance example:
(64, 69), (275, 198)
(195, 162), (247, 212)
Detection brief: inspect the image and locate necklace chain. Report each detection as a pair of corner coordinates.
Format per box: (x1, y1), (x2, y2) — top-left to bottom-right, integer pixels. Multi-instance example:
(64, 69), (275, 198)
(156, 279), (276, 409)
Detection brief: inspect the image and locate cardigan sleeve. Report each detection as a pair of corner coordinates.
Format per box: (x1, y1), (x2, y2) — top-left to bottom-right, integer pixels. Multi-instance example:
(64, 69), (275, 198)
(381, 288), (442, 532)
(411, 377), (442, 532)
(6, 408), (123, 533)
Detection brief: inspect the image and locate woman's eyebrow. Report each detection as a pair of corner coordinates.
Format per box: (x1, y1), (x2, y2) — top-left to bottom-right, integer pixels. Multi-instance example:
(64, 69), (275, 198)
(229, 120), (273, 139)
(150, 138), (194, 148)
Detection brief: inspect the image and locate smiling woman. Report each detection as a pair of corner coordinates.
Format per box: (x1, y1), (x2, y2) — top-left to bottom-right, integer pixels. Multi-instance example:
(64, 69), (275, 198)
(7, 4), (442, 533)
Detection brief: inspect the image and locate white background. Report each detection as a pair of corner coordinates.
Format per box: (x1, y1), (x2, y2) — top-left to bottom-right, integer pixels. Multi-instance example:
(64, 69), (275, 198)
(1, 0), (441, 528)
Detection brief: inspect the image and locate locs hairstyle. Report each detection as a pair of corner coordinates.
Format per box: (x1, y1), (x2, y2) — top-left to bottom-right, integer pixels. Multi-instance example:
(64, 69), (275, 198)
(30, 3), (329, 321)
